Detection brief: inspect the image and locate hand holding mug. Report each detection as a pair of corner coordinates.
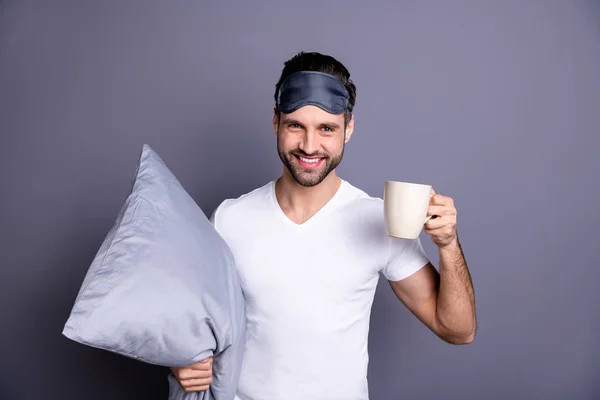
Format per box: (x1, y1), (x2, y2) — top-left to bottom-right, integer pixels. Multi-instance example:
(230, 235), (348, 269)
(384, 181), (458, 247)
(424, 188), (458, 248)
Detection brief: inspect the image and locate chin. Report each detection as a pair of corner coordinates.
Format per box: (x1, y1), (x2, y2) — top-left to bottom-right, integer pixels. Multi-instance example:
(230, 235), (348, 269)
(293, 170), (330, 187)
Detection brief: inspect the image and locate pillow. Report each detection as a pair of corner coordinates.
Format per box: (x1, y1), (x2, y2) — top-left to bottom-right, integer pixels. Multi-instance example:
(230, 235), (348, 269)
(62, 144), (245, 399)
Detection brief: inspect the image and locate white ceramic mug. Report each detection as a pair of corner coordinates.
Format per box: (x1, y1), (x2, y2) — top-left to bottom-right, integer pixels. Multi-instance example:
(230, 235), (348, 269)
(384, 181), (432, 239)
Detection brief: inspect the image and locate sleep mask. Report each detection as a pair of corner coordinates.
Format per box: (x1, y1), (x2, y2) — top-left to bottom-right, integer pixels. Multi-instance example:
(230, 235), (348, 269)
(276, 71), (349, 115)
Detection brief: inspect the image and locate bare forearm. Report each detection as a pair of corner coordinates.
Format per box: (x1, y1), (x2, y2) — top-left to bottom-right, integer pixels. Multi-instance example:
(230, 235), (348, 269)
(435, 236), (477, 343)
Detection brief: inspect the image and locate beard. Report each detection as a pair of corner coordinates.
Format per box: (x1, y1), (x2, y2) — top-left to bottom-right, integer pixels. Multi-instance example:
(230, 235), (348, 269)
(277, 134), (345, 187)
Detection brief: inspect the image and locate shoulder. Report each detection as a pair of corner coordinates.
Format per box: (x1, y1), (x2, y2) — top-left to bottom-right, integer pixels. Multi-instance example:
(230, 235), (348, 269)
(335, 180), (388, 239)
(210, 180), (274, 228)
(338, 179), (385, 216)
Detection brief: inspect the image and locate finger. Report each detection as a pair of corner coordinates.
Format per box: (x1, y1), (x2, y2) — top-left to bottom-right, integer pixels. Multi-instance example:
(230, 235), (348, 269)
(426, 217), (456, 232)
(181, 370), (212, 380)
(430, 194), (453, 207)
(179, 368), (211, 380)
(182, 377), (212, 387)
(429, 194), (446, 206)
(425, 217), (447, 230)
(431, 187), (436, 196)
(191, 360), (213, 371)
(427, 205), (455, 217)
(424, 225), (449, 234)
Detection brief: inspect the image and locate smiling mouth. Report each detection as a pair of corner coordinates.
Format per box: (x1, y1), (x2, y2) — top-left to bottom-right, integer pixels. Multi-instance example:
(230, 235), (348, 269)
(294, 154), (325, 168)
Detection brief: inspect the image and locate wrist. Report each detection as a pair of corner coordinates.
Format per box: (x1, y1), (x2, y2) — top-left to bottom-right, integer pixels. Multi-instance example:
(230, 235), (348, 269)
(438, 236), (460, 254)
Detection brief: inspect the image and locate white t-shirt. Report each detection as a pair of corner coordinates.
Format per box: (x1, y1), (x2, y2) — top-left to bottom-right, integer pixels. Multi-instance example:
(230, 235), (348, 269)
(211, 178), (430, 400)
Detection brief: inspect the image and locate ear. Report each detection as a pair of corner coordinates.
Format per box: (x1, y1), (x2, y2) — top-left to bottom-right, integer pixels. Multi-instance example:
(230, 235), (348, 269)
(273, 108), (279, 136)
(344, 114), (355, 143)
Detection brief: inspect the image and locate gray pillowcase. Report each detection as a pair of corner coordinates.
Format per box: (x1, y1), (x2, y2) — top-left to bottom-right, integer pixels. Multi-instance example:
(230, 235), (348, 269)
(62, 144), (245, 400)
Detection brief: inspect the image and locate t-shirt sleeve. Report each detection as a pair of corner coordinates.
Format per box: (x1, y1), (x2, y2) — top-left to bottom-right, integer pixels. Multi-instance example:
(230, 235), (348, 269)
(209, 199), (230, 232)
(381, 236), (430, 281)
(209, 208), (217, 226)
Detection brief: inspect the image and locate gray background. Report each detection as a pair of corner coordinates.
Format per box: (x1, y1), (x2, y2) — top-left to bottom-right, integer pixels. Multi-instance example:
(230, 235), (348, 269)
(1, 1), (599, 399)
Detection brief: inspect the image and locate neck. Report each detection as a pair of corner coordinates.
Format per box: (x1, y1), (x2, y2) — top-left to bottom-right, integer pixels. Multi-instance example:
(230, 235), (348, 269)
(275, 168), (342, 224)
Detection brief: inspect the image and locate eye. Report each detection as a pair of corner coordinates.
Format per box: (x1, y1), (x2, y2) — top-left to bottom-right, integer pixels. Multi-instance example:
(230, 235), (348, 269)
(321, 126), (335, 133)
(288, 123), (301, 129)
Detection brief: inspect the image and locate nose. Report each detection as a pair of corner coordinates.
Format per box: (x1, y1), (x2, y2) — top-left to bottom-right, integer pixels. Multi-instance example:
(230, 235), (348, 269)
(298, 130), (318, 155)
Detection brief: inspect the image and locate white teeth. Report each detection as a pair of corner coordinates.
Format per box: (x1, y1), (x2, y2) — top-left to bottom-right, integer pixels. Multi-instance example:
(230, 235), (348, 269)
(299, 156), (321, 164)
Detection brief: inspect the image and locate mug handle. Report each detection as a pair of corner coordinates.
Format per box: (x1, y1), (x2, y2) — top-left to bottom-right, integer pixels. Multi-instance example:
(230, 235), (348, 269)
(424, 192), (434, 224)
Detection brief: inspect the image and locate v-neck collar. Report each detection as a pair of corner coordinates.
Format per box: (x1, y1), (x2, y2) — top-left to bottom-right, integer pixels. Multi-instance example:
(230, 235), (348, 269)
(270, 178), (346, 228)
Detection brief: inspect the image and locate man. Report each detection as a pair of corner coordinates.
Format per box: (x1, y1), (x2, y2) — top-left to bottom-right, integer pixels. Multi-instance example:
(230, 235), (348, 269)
(171, 51), (477, 399)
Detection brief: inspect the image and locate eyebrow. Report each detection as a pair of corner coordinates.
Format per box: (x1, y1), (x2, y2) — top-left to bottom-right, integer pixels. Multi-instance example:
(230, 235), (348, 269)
(281, 118), (341, 130)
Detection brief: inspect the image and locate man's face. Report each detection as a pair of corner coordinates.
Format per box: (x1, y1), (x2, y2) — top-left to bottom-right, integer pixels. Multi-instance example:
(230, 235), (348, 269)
(274, 105), (354, 187)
